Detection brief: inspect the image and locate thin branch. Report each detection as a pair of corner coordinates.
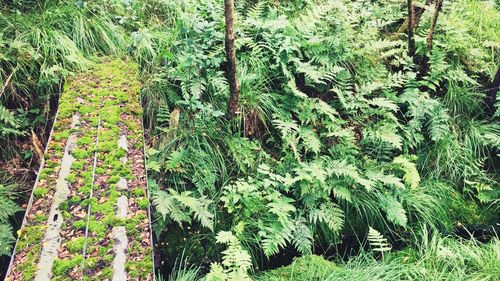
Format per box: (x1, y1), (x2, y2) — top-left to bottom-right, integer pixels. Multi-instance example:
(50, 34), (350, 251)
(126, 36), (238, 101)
(427, 0), (444, 50)
(393, 0), (432, 37)
(407, 0), (415, 57)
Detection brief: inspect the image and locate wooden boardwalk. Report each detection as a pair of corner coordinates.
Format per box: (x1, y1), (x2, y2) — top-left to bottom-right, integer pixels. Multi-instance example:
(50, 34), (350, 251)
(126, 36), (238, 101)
(6, 59), (154, 281)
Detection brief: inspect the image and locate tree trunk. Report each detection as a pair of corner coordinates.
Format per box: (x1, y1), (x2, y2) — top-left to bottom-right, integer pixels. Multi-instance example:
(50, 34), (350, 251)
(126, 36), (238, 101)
(485, 68), (500, 114)
(395, 0), (432, 35)
(407, 0), (415, 57)
(427, 0), (444, 50)
(225, 0), (240, 119)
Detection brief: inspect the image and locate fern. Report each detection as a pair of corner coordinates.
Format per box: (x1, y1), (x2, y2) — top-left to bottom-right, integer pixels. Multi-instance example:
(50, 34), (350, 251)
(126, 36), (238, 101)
(366, 123), (402, 150)
(153, 189), (214, 230)
(261, 223), (294, 257)
(368, 227), (392, 253)
(172, 191), (214, 231)
(368, 97), (399, 112)
(309, 201), (344, 233)
(0, 105), (24, 137)
(291, 217), (313, 255)
(153, 190), (191, 225)
(299, 127), (321, 155)
(393, 155), (421, 189)
(0, 224), (15, 257)
(206, 231), (252, 281)
(0, 184), (20, 256)
(381, 195), (408, 227)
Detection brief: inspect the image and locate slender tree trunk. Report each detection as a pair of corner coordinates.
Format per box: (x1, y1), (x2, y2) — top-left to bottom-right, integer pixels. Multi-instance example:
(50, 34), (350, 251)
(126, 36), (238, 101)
(485, 68), (500, 114)
(225, 0), (240, 119)
(395, 0), (432, 34)
(407, 0), (415, 57)
(427, 0), (444, 50)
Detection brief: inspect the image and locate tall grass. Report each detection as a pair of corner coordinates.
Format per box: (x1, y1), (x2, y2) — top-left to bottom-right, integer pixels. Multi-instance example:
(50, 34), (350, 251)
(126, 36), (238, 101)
(256, 232), (500, 281)
(0, 1), (123, 161)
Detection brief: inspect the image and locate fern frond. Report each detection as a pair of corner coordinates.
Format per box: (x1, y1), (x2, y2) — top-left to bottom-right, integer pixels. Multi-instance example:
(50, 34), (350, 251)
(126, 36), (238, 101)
(0, 184), (21, 223)
(291, 218), (313, 255)
(393, 155), (421, 189)
(382, 196), (408, 227)
(310, 201), (344, 233)
(0, 224), (15, 256)
(152, 190), (191, 226)
(261, 223), (293, 257)
(369, 97), (399, 112)
(214, 231), (252, 280)
(368, 227), (392, 253)
(173, 191), (215, 231)
(0, 105), (24, 137)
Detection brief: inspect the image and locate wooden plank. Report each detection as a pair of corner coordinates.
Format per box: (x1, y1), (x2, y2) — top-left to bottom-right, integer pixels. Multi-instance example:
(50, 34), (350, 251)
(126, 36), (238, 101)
(7, 58), (154, 281)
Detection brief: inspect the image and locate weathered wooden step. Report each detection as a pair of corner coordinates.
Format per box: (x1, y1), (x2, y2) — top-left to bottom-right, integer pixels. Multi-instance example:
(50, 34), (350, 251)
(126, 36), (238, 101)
(6, 59), (154, 281)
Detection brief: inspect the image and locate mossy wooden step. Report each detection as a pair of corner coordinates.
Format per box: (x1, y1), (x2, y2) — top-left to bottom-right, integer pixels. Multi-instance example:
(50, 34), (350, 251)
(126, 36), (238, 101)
(6, 58), (154, 281)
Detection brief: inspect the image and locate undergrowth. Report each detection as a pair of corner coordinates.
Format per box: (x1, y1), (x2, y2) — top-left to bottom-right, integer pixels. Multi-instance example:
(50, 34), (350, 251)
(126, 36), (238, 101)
(0, 0), (498, 280)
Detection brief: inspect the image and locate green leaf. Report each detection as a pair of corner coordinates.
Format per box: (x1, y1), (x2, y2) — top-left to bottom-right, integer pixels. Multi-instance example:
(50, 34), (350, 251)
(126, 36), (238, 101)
(393, 155), (421, 189)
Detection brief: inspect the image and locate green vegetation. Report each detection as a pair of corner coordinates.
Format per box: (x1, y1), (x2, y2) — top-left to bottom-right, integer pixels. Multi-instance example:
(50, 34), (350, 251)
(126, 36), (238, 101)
(0, 0), (499, 280)
(136, 0), (499, 279)
(258, 234), (500, 281)
(0, 183), (20, 256)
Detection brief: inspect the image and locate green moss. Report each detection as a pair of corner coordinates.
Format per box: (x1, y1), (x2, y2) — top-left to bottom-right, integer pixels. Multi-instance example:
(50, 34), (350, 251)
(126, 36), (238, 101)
(66, 237), (86, 253)
(90, 116), (99, 126)
(78, 105), (95, 114)
(78, 185), (91, 196)
(33, 187), (49, 198)
(17, 225), (45, 251)
(72, 160), (85, 170)
(115, 149), (127, 158)
(72, 148), (91, 159)
(77, 136), (93, 146)
(126, 259), (153, 279)
(88, 220), (107, 238)
(45, 160), (59, 169)
(53, 131), (70, 141)
(138, 198), (149, 209)
(69, 195), (81, 204)
(131, 188), (145, 197)
(61, 210), (71, 219)
(95, 167), (105, 175)
(38, 169), (51, 181)
(104, 113), (121, 125)
(51, 142), (64, 153)
(34, 214), (47, 222)
(59, 201), (69, 211)
(66, 173), (76, 184)
(134, 141), (143, 149)
(124, 119), (139, 131)
(82, 171), (93, 182)
(73, 220), (87, 230)
(98, 140), (117, 152)
(108, 175), (121, 184)
(15, 243), (41, 280)
(52, 255), (83, 276)
(101, 267), (113, 279)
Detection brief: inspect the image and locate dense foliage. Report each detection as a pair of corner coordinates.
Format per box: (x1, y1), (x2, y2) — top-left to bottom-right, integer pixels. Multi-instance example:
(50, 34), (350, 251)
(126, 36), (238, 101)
(139, 0), (499, 277)
(0, 0), (499, 280)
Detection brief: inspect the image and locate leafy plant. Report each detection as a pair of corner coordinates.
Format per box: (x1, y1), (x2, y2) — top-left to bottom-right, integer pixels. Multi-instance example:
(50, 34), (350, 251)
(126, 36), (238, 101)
(0, 183), (21, 256)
